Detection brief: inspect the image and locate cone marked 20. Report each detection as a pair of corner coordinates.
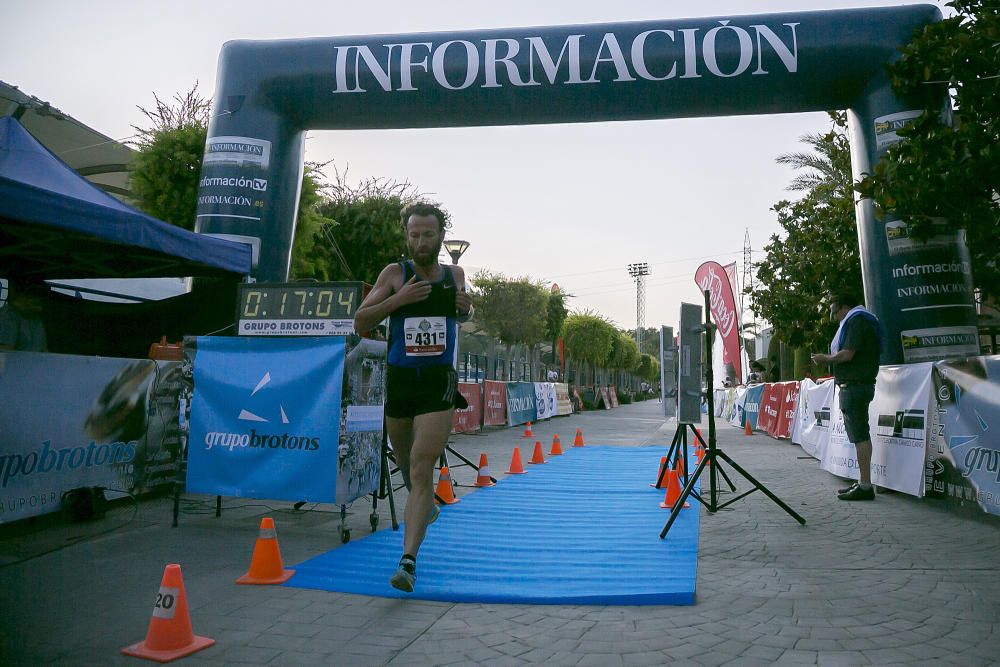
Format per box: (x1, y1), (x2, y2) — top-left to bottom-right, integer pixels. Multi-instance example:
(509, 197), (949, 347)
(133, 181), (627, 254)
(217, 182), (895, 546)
(121, 563), (215, 662)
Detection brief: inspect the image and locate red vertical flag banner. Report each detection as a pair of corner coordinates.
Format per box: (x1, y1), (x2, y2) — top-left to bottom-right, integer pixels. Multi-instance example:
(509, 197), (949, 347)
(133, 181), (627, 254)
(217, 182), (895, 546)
(694, 261), (742, 384)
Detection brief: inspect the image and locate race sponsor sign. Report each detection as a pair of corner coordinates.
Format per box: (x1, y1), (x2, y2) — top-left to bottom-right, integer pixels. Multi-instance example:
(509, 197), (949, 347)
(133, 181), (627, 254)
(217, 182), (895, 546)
(756, 384), (780, 435)
(534, 382), (553, 421)
(821, 363), (932, 497)
(791, 378), (835, 460)
(927, 355), (1000, 515)
(741, 384), (765, 430)
(483, 381), (507, 426)
(187, 336), (344, 502)
(695, 261), (742, 383)
(505, 382), (537, 427)
(452, 382), (482, 433)
(0, 353), (172, 523)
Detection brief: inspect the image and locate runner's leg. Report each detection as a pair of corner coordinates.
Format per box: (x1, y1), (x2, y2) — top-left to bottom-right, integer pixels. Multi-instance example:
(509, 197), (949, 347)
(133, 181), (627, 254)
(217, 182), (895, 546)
(403, 409), (453, 557)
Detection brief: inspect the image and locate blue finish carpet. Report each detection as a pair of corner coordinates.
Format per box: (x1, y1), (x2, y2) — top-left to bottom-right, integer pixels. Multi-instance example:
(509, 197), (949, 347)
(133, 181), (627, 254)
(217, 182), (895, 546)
(285, 445), (700, 605)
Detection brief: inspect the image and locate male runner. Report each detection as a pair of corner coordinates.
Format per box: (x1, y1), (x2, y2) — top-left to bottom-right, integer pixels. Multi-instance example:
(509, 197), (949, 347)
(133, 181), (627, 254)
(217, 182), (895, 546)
(353, 202), (473, 592)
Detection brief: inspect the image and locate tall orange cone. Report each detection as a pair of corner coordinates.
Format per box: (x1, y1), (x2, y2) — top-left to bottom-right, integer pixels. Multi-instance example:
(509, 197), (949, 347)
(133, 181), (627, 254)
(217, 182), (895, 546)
(650, 456), (668, 488)
(121, 564), (215, 662)
(659, 469), (691, 509)
(744, 418), (753, 436)
(522, 421), (534, 438)
(573, 428), (585, 447)
(673, 455), (686, 478)
(507, 447), (527, 474)
(529, 440), (547, 464)
(473, 453), (496, 487)
(435, 466), (460, 504)
(237, 517), (295, 584)
(549, 434), (563, 456)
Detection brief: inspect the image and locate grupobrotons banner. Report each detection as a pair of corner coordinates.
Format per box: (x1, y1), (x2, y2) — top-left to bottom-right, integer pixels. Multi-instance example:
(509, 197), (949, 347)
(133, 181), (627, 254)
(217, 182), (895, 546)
(187, 336), (344, 502)
(927, 355), (1000, 515)
(0, 353), (172, 523)
(695, 261), (742, 384)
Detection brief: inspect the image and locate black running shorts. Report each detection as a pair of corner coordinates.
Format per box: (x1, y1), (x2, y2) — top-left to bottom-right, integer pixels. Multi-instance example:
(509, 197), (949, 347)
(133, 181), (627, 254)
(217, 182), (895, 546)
(385, 365), (465, 419)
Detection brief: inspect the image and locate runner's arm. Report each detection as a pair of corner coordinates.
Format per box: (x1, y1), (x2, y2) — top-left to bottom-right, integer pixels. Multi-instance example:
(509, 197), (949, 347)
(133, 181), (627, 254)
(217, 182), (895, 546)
(354, 265), (403, 335)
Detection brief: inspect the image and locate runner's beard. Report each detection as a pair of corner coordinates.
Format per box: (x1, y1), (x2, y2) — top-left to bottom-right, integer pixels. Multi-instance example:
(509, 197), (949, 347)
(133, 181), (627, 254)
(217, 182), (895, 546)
(410, 239), (443, 268)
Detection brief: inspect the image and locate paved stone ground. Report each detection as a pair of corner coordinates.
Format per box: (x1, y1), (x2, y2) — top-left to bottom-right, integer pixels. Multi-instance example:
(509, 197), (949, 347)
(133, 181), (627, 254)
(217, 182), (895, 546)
(2, 399), (999, 666)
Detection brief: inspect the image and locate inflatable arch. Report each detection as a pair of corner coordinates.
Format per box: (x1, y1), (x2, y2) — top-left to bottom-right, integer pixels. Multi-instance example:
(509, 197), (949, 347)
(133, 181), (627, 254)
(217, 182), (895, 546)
(194, 4), (977, 365)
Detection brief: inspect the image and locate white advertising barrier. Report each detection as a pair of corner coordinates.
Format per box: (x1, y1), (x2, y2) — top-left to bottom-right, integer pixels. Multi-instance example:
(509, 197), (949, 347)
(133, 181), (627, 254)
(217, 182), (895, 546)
(729, 386), (748, 427)
(555, 383), (573, 416)
(791, 378), (835, 460)
(713, 389), (727, 416)
(533, 382), (555, 420)
(820, 363), (933, 497)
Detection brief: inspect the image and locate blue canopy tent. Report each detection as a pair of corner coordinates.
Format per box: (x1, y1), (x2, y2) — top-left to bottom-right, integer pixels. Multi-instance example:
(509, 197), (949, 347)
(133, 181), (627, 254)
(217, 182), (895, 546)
(0, 116), (252, 280)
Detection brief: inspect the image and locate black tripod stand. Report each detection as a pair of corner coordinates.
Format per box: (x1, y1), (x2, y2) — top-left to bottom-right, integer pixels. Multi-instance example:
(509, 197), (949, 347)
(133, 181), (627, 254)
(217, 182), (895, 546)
(660, 290), (806, 539)
(657, 421), (736, 492)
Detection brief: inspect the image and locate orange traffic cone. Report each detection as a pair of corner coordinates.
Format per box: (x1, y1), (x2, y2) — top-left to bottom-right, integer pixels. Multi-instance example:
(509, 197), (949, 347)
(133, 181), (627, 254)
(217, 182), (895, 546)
(529, 440), (547, 464)
(507, 447), (527, 474)
(744, 418), (753, 436)
(237, 517), (295, 584)
(673, 455), (686, 478)
(650, 456), (668, 488)
(696, 445), (705, 464)
(435, 466), (460, 504)
(549, 434), (563, 456)
(522, 421), (534, 438)
(121, 564), (215, 662)
(473, 453), (496, 487)
(573, 428), (585, 447)
(659, 469), (691, 509)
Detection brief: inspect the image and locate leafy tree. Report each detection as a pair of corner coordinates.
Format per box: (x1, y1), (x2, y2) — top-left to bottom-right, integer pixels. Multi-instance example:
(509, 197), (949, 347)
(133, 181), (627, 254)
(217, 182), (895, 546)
(472, 272), (549, 379)
(856, 0), (999, 298)
(129, 86), (210, 230)
(305, 170), (435, 283)
(561, 312), (615, 385)
(750, 112), (863, 356)
(637, 353), (660, 382)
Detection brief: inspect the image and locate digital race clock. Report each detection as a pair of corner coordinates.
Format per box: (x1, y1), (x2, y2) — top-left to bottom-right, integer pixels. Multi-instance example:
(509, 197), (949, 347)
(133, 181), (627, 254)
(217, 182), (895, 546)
(236, 282), (363, 336)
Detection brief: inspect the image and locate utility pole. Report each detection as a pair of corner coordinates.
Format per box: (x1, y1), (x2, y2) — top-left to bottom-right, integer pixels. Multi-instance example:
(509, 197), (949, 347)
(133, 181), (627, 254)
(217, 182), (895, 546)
(628, 262), (650, 351)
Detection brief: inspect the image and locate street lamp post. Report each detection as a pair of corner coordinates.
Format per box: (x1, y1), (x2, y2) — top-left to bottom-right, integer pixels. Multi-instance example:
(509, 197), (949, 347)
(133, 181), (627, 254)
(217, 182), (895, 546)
(443, 239), (470, 265)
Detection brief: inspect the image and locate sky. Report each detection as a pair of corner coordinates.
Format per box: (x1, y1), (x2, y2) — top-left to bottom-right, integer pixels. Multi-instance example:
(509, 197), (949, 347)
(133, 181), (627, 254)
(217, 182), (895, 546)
(2, 0), (945, 333)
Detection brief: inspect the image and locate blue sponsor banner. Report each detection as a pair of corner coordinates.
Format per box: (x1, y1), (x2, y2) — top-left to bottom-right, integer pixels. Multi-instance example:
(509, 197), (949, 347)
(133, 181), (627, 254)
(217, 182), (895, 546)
(742, 384), (766, 430)
(505, 382), (537, 427)
(188, 336), (344, 502)
(928, 356), (1000, 515)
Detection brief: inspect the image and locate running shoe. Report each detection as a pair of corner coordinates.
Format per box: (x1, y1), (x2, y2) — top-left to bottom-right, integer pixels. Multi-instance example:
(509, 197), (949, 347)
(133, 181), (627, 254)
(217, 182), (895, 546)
(390, 558), (416, 592)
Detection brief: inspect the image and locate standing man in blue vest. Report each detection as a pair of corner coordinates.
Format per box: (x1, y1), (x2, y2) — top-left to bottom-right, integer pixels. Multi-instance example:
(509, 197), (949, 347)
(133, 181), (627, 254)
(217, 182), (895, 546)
(354, 202), (473, 592)
(811, 289), (882, 501)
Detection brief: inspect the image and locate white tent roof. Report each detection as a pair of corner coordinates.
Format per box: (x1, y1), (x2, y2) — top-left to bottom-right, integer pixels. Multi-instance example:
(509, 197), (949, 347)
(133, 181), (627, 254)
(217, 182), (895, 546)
(0, 80), (134, 201)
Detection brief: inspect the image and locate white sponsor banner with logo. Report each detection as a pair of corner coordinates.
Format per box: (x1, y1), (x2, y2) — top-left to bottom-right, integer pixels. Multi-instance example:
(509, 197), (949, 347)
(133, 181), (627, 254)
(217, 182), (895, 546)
(791, 378), (835, 460)
(729, 386), (748, 427)
(820, 364), (932, 496)
(533, 382), (557, 420)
